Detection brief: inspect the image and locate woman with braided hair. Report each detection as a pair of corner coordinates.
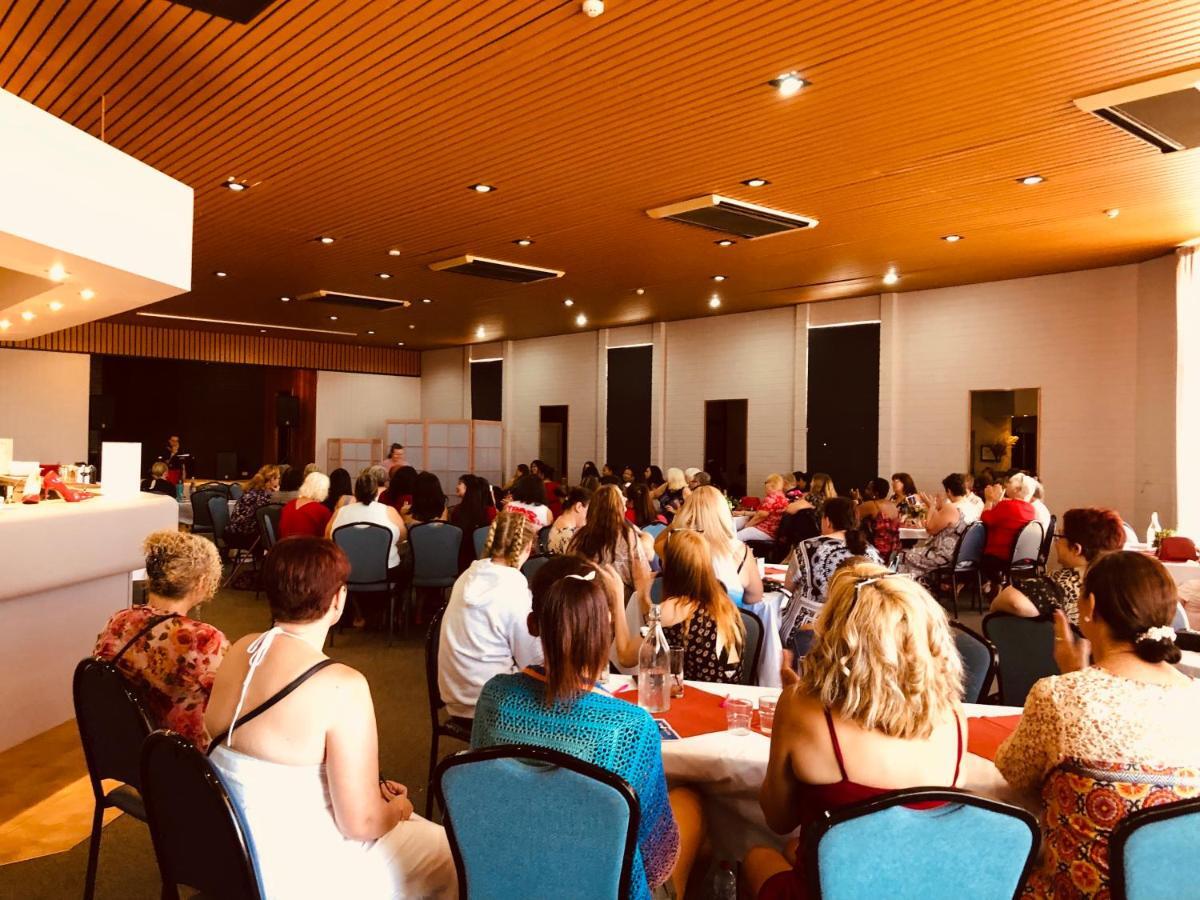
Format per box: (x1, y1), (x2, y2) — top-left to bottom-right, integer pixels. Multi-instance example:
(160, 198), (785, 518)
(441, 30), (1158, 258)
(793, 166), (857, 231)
(437, 511), (543, 722)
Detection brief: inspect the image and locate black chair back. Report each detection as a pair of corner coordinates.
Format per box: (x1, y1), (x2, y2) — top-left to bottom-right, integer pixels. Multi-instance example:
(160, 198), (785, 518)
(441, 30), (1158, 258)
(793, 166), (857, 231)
(738, 607), (764, 686)
(332, 522), (393, 589)
(255, 503), (283, 549)
(522, 553), (552, 582)
(1037, 514), (1056, 572)
(195, 482), (232, 498)
(950, 621), (998, 703)
(140, 731), (263, 900)
(1176, 630), (1200, 652)
(982, 612), (1076, 706)
(425, 601), (450, 728)
(73, 658), (153, 790)
(191, 488), (222, 533)
(1007, 520), (1043, 580)
(955, 521), (988, 570)
(538, 525), (552, 553)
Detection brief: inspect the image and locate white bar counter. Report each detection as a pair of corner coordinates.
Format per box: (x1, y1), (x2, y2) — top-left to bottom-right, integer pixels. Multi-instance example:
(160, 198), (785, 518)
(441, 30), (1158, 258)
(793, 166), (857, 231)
(0, 492), (177, 750)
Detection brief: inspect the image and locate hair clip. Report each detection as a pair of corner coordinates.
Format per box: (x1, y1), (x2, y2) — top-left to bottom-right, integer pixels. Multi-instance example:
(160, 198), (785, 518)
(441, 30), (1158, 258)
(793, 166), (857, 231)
(1137, 625), (1176, 643)
(565, 570), (597, 582)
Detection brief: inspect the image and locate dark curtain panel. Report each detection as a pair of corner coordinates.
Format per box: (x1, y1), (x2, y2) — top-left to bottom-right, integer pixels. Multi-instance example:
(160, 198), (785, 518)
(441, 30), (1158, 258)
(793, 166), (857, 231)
(262, 368), (317, 468)
(470, 360), (503, 421)
(606, 346), (652, 472)
(806, 324), (880, 492)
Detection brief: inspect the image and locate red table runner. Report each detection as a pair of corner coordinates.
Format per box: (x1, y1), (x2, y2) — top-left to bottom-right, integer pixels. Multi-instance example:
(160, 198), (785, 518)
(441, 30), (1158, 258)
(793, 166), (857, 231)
(967, 715), (1021, 761)
(613, 683), (740, 738)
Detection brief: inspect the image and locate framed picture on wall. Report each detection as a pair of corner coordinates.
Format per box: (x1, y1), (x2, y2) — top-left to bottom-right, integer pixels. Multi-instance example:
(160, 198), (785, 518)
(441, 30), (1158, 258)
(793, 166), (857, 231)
(980, 446), (998, 462)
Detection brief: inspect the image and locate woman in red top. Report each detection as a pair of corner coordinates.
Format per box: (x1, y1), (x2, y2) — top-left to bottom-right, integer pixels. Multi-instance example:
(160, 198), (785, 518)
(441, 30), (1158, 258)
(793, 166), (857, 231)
(745, 563), (967, 899)
(980, 472), (1037, 567)
(279, 472), (334, 539)
(737, 474), (790, 542)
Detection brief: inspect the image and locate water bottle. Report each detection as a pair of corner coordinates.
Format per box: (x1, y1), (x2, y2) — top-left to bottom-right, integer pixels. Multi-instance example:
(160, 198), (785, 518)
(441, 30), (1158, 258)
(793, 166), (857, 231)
(637, 604), (671, 713)
(711, 861), (737, 900)
(1147, 512), (1161, 547)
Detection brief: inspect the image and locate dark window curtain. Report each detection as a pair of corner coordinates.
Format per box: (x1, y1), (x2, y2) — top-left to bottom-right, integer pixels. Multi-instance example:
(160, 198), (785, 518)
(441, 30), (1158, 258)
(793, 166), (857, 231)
(262, 368), (317, 468)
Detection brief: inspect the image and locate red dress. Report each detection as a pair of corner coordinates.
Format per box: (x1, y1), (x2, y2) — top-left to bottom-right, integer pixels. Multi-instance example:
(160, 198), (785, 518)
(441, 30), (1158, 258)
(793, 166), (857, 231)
(279, 498), (333, 538)
(981, 499), (1036, 561)
(759, 710), (963, 900)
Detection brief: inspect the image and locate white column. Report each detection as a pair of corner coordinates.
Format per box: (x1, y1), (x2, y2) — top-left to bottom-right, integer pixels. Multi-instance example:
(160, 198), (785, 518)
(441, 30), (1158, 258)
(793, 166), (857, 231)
(501, 340), (516, 478)
(596, 330), (609, 468)
(878, 292), (901, 475)
(650, 321), (668, 468)
(792, 305), (809, 471)
(1176, 247), (1200, 533)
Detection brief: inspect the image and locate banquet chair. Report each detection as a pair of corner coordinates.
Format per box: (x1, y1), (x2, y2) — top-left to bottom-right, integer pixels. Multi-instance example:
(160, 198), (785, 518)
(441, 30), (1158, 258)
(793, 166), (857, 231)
(521, 553), (551, 583)
(1035, 514), (1056, 575)
(1175, 629), (1200, 652)
(538, 525), (552, 553)
(228, 482), (244, 500)
(929, 521), (987, 618)
(650, 577), (662, 605)
(423, 602), (473, 818)
(982, 612), (1079, 706)
(254, 503), (283, 551)
(332, 523), (399, 643)
(739, 608), (764, 686)
(804, 788), (1037, 900)
(73, 658), (152, 900)
(740, 496), (761, 510)
(435, 745), (640, 900)
(950, 621), (998, 704)
(410, 522), (463, 634)
(140, 731), (264, 900)
(642, 522), (667, 541)
(190, 487), (223, 536)
(1109, 796), (1200, 900)
(473, 525), (491, 559)
(208, 495), (231, 555)
(195, 481), (232, 498)
(1171, 602), (1188, 631)
(1003, 521), (1044, 586)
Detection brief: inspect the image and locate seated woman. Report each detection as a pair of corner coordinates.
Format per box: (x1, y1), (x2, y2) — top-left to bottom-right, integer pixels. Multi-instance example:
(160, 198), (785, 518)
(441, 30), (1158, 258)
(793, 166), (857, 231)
(955, 472), (984, 522)
(505, 473), (554, 528)
(328, 471), (408, 628)
(889, 471), (919, 520)
(472, 554), (703, 900)
(894, 473), (971, 587)
(324, 467), (353, 512)
(568, 484), (653, 597)
(627, 482), (667, 528)
(280, 471), (333, 539)
(991, 507), (1125, 624)
(780, 472), (834, 547)
(272, 465), (305, 503)
(449, 475), (498, 572)
(548, 486), (591, 555)
(656, 531), (745, 683)
(408, 471), (448, 525)
(737, 474), (790, 543)
(580, 461), (601, 482)
(653, 467), (690, 519)
(226, 464), (281, 550)
(206, 538), (456, 899)
(980, 473), (1037, 580)
(656, 486), (764, 608)
(782, 498), (881, 663)
(95, 531), (228, 750)
(140, 461), (176, 496)
(853, 477), (900, 559)
(380, 465), (418, 516)
(438, 512), (542, 721)
(745, 563), (967, 899)
(995, 552), (1200, 899)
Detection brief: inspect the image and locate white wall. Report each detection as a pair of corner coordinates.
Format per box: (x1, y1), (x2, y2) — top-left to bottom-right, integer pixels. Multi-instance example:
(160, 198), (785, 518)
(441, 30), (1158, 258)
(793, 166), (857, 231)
(421, 347), (468, 420)
(0, 348), (88, 463)
(314, 370), (421, 472)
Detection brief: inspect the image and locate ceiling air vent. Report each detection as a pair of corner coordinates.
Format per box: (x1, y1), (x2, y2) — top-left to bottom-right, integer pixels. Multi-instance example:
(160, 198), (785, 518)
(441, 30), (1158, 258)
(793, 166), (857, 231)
(297, 291), (412, 312)
(1075, 68), (1200, 153)
(429, 255), (564, 283)
(646, 194), (818, 239)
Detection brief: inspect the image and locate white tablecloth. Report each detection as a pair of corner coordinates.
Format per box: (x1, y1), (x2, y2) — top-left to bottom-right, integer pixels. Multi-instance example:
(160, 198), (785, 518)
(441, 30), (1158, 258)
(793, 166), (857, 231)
(899, 527), (928, 541)
(608, 675), (1022, 860)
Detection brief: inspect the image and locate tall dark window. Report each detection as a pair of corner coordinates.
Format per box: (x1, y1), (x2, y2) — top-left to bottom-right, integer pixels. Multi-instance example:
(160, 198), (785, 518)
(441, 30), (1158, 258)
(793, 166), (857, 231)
(704, 399), (748, 498)
(606, 346), (652, 470)
(470, 360), (503, 421)
(806, 324), (880, 491)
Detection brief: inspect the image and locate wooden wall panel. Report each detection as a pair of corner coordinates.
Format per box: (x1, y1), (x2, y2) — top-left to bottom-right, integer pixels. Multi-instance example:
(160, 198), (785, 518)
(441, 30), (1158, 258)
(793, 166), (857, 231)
(0, 322), (420, 376)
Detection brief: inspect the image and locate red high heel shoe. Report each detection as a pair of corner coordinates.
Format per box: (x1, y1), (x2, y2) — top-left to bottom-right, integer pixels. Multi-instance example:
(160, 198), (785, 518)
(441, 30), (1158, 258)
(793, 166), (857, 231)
(41, 472), (92, 502)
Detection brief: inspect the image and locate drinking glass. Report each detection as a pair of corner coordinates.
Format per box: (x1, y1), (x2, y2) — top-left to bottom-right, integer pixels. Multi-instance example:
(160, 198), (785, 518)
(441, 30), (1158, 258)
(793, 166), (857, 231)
(758, 695), (779, 735)
(725, 698), (753, 734)
(669, 646), (685, 698)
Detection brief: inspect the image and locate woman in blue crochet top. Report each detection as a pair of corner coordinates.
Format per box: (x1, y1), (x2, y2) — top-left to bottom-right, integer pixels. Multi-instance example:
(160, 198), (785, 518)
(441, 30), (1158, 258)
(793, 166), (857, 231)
(471, 554), (704, 900)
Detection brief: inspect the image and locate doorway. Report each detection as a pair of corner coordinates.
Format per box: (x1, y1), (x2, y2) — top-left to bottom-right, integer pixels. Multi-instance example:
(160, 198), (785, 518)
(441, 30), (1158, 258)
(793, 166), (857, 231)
(538, 405), (569, 481)
(969, 388), (1041, 475)
(704, 399), (748, 498)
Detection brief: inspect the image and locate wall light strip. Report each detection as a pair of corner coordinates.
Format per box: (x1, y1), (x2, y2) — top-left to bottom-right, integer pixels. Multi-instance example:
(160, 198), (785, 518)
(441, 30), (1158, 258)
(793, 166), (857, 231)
(136, 312), (357, 336)
(806, 320), (882, 330)
(469, 357), (504, 363)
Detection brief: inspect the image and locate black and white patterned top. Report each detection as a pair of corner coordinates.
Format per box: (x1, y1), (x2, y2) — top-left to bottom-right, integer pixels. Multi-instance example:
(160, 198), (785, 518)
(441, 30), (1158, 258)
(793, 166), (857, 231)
(782, 535), (882, 644)
(662, 606), (742, 684)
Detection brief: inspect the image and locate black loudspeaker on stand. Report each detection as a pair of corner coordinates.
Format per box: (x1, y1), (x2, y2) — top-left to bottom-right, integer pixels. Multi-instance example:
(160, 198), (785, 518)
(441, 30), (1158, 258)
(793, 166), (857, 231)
(275, 393), (300, 465)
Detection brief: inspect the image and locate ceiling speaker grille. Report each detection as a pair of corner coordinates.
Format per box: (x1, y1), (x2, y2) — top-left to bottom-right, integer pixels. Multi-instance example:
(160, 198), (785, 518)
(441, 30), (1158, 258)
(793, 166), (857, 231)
(429, 255), (564, 283)
(297, 291), (412, 311)
(1076, 69), (1200, 153)
(646, 195), (818, 239)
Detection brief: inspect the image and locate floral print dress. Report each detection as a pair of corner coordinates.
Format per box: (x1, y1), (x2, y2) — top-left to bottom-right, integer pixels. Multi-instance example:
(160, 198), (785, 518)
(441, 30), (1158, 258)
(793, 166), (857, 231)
(94, 606), (229, 750)
(662, 605), (743, 684)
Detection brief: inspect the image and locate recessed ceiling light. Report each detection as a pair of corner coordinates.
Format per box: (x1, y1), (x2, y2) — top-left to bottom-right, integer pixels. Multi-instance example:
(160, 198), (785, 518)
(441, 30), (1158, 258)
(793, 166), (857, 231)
(329, 315), (338, 321)
(708, 296), (721, 309)
(1017, 174), (1045, 185)
(21, 311), (36, 321)
(136, 312), (356, 336)
(48, 300), (63, 311)
(575, 312), (588, 327)
(80, 289), (95, 300)
(563, 298), (574, 307)
(475, 326), (485, 338)
(408, 324), (416, 329)
(715, 239), (736, 246)
(377, 273), (391, 279)
(513, 238), (534, 246)
(0, 320), (9, 330)
(388, 248), (401, 256)
(941, 234), (964, 243)
(259, 328), (267, 333)
(280, 296), (291, 302)
(769, 72), (808, 97)
(1105, 208), (1120, 218)
(712, 274), (727, 282)
(398, 341), (406, 346)
(223, 178), (248, 192)
(882, 269), (900, 286)
(367, 330), (375, 335)
(635, 288), (645, 295)
(316, 236), (335, 244)
(215, 271), (228, 277)
(48, 263), (68, 281)
(421, 297), (432, 304)
(469, 183), (495, 193)
(742, 178), (770, 188)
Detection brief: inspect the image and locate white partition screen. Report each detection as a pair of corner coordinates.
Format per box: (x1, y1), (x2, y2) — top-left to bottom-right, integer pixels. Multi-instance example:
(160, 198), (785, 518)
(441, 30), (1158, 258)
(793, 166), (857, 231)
(472, 421), (504, 489)
(327, 438), (382, 475)
(384, 420), (504, 496)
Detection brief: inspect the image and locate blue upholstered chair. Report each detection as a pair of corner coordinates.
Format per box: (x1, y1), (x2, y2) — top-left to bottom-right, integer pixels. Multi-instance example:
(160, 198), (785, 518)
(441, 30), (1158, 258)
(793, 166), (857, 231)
(1110, 797), (1200, 900)
(521, 554), (551, 583)
(738, 607), (764, 686)
(190, 488), (222, 536)
(332, 523), (399, 642)
(537, 525), (552, 553)
(982, 611), (1077, 706)
(951, 621), (998, 704)
(929, 520), (987, 616)
(435, 745), (640, 900)
(642, 523), (667, 541)
(805, 788), (1038, 899)
(408, 521), (463, 634)
(473, 525), (491, 560)
(140, 731), (264, 900)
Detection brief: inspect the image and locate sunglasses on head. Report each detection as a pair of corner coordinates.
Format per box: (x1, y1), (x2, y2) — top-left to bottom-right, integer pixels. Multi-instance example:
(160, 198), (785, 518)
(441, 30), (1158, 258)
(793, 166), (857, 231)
(848, 572), (911, 610)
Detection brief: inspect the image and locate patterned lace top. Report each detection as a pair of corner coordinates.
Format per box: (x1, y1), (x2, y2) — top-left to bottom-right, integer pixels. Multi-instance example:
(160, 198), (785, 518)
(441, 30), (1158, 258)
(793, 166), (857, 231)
(227, 488), (275, 536)
(996, 666), (1200, 792)
(471, 672), (679, 900)
(783, 536), (882, 643)
(662, 605), (743, 684)
(94, 606), (229, 751)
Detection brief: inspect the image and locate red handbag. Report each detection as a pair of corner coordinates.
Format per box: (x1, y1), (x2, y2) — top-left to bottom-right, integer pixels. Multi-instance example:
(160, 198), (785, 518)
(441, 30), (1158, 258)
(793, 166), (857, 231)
(1157, 536), (1199, 563)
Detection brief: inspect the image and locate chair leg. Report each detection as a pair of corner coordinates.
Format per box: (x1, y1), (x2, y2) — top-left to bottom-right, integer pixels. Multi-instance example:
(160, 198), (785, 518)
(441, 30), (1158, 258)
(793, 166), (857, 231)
(83, 800), (103, 900)
(950, 573), (959, 619)
(975, 571), (984, 613)
(425, 732), (440, 819)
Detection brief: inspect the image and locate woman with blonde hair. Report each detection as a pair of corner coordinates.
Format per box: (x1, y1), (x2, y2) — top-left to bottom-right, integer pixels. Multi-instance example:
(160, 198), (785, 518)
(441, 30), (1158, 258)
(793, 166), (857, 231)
(745, 562), (966, 899)
(655, 485), (763, 607)
(656, 530), (745, 683)
(94, 531), (228, 749)
(653, 466), (691, 517)
(737, 473), (789, 542)
(226, 463), (281, 546)
(280, 471), (333, 539)
(438, 511), (542, 721)
(568, 483), (652, 596)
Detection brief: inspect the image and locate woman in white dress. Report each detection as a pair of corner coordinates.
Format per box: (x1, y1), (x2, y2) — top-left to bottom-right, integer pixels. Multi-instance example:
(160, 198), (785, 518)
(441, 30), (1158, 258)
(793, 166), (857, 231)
(205, 536), (456, 899)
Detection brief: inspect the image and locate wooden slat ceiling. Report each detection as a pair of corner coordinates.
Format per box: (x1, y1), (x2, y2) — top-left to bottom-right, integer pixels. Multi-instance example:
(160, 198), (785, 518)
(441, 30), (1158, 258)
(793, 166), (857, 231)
(3, 0), (1199, 350)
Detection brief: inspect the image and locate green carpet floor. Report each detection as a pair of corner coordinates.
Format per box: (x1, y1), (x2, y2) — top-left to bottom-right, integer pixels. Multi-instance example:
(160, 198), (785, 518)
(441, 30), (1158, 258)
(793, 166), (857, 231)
(0, 586), (453, 899)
